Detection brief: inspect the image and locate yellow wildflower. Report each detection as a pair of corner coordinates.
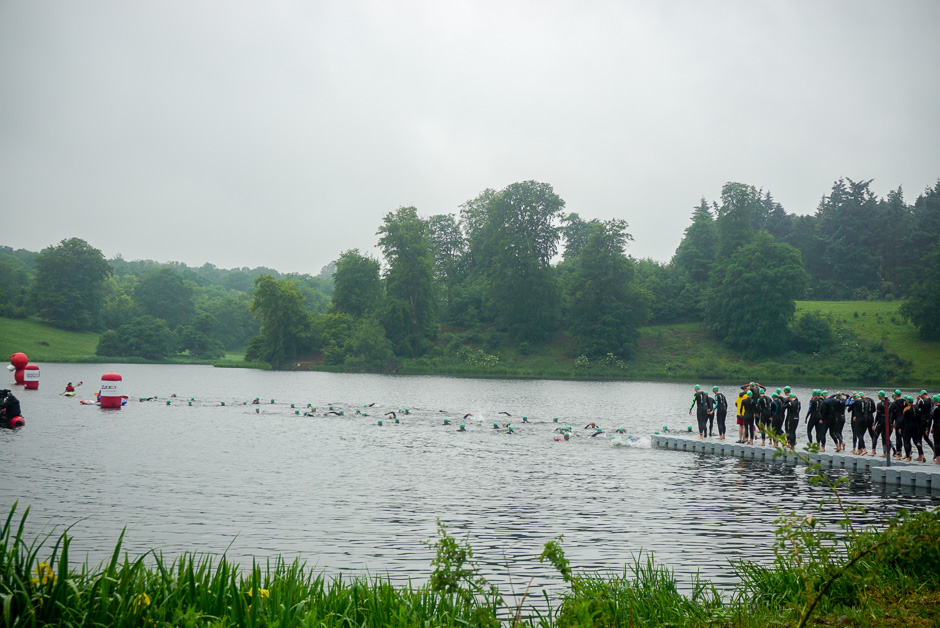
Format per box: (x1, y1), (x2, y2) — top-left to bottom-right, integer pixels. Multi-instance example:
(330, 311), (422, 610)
(133, 592), (151, 611)
(32, 562), (56, 586)
(247, 587), (270, 599)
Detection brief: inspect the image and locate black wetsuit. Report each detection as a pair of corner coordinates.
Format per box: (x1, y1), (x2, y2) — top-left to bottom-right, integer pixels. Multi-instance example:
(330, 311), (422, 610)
(742, 396), (756, 441)
(932, 405), (940, 459)
(900, 404), (922, 458)
(852, 397), (874, 451)
(826, 396), (846, 447)
(872, 399), (890, 454)
(0, 395), (21, 425)
(757, 395), (772, 440)
(916, 397), (935, 454)
(714, 392), (728, 437)
(691, 391), (710, 437)
(771, 397), (786, 436)
(784, 396), (801, 448)
(806, 397), (824, 445)
(889, 399), (904, 455)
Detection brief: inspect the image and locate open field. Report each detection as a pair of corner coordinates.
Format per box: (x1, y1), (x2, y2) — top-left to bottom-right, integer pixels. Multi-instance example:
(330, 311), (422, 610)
(796, 300), (940, 382)
(0, 317), (247, 366)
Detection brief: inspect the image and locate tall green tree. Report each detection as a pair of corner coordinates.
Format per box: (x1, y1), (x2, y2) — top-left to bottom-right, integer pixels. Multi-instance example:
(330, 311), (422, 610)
(673, 199), (717, 284)
(715, 182), (758, 259)
(704, 231), (808, 357)
(480, 181), (565, 341)
(247, 275), (311, 368)
(900, 241), (940, 340)
(31, 238), (111, 330)
(331, 249), (383, 318)
(134, 267), (195, 328)
(96, 315), (177, 360)
(808, 178), (884, 298)
(568, 220), (648, 358)
(377, 206), (437, 357)
(201, 293), (259, 349)
(177, 312), (226, 359)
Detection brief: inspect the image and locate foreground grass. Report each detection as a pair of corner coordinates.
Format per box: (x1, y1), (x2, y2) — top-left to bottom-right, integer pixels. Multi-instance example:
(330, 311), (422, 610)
(2, 502), (938, 628)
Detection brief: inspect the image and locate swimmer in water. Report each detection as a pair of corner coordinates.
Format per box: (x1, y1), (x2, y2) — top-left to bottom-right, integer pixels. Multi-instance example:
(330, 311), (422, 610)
(590, 428), (605, 437)
(327, 410), (343, 416)
(462, 413), (473, 420)
(522, 416), (529, 423)
(493, 422), (500, 429)
(498, 411), (511, 417)
(443, 418), (451, 425)
(584, 422), (598, 429)
(458, 424), (467, 431)
(386, 411), (397, 420)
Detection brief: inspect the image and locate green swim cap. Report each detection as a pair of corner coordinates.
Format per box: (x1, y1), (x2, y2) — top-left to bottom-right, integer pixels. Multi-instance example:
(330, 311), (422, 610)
(712, 386), (719, 392)
(894, 389), (901, 395)
(821, 390), (828, 396)
(775, 388), (782, 394)
(772, 393), (778, 398)
(759, 388), (765, 394)
(554, 417), (559, 422)
(933, 395), (940, 402)
(878, 390), (886, 397)
(921, 390), (927, 395)
(784, 386), (791, 393)
(695, 385), (701, 390)
(460, 424), (465, 429)
(904, 395), (914, 402)
(746, 391), (752, 397)
(378, 419), (383, 425)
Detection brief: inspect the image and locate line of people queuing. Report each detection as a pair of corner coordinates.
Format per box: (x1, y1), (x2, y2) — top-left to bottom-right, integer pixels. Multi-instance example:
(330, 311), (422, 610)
(689, 383), (940, 464)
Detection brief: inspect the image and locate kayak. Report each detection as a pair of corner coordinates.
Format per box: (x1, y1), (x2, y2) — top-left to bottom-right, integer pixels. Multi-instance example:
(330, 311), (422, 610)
(80, 399), (127, 406)
(64, 392), (76, 397)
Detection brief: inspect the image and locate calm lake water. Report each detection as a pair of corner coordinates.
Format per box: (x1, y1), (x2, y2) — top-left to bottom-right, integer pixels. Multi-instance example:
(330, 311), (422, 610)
(1, 363), (936, 600)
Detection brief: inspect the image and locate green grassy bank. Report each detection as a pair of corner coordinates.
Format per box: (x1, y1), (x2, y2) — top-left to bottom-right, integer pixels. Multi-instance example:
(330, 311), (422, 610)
(3, 300), (940, 385)
(2, 500), (938, 628)
(0, 317), (251, 367)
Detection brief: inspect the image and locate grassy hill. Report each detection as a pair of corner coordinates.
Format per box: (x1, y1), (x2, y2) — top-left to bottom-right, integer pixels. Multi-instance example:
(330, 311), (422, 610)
(795, 300), (939, 382)
(0, 317), (100, 362)
(0, 317), (249, 366)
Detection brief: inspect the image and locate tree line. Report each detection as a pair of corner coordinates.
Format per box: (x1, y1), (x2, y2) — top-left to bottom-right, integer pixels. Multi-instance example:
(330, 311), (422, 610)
(1, 176), (937, 369)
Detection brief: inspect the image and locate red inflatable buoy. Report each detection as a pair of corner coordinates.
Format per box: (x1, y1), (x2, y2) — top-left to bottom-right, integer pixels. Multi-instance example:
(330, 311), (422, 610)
(100, 373), (123, 409)
(11, 352), (28, 385)
(24, 364), (39, 390)
(5, 416), (25, 428)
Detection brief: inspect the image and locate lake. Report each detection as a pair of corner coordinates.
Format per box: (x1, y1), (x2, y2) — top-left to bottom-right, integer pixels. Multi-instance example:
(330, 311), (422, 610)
(1, 363), (936, 600)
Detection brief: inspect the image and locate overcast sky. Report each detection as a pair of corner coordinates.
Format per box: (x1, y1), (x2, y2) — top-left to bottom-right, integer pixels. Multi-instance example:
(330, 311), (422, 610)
(2, 1), (938, 275)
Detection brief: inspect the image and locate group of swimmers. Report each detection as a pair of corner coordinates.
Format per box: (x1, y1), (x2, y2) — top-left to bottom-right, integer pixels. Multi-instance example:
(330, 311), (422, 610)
(690, 383), (940, 464)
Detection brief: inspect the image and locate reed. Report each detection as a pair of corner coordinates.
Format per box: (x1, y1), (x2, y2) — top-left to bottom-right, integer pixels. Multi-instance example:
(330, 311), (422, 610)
(2, 500), (937, 627)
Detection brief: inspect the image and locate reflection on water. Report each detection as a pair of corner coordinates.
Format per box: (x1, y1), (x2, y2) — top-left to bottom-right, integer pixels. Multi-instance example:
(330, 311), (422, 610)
(1, 364), (936, 598)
